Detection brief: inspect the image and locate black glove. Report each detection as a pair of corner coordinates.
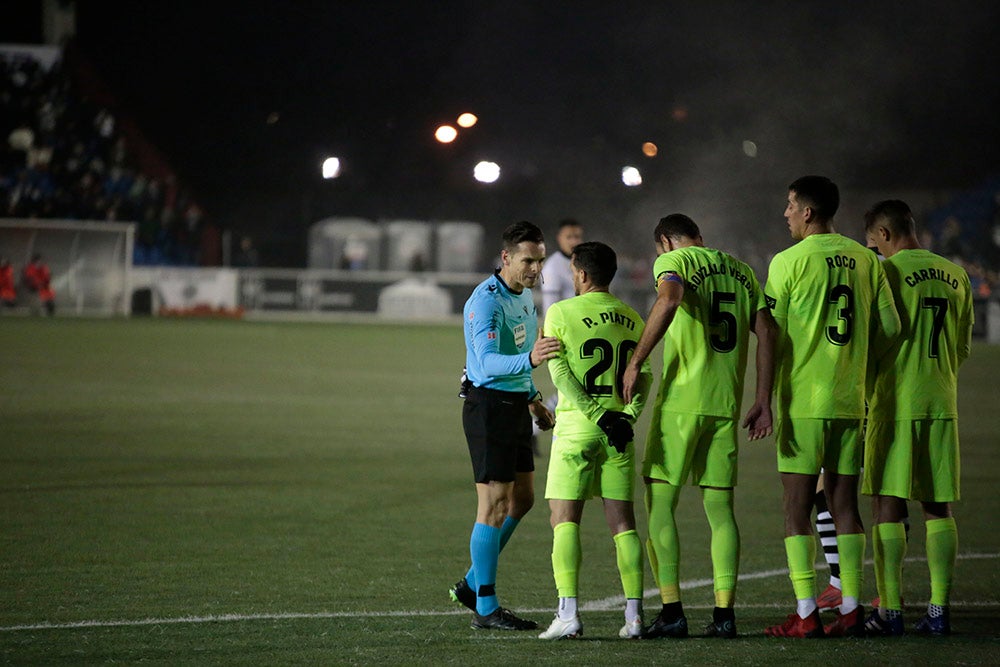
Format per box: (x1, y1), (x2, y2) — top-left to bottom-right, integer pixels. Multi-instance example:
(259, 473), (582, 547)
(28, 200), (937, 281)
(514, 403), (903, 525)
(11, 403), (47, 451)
(597, 411), (633, 453)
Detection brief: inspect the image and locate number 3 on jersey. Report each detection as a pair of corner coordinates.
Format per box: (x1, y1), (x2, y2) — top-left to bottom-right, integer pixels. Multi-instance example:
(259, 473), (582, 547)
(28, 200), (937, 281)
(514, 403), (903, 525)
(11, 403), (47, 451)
(826, 284), (854, 346)
(581, 338), (638, 397)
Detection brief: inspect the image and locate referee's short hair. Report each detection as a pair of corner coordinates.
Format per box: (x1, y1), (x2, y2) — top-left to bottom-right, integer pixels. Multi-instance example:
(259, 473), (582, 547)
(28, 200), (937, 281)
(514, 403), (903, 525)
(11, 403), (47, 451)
(502, 221), (545, 252)
(571, 241), (617, 287)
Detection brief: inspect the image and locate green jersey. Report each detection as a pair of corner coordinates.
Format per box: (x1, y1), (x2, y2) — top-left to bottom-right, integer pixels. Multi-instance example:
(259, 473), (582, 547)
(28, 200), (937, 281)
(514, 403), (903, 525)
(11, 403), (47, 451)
(869, 249), (973, 419)
(652, 246), (766, 418)
(544, 291), (652, 423)
(765, 233), (900, 419)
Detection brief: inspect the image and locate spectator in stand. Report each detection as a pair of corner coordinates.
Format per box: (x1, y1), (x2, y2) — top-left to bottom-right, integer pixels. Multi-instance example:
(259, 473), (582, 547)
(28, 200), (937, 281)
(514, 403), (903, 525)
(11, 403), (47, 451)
(0, 256), (17, 308)
(22, 253), (55, 315)
(0, 51), (212, 268)
(234, 236), (260, 268)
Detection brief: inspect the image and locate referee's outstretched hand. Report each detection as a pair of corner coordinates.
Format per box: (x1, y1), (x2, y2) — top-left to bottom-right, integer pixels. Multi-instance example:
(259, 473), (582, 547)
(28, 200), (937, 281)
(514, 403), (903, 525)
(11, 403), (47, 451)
(530, 336), (561, 367)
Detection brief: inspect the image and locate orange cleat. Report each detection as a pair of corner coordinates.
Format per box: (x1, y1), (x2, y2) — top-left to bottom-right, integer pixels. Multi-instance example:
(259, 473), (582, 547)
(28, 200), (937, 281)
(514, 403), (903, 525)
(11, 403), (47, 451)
(823, 605), (865, 637)
(765, 610), (825, 638)
(816, 583), (843, 611)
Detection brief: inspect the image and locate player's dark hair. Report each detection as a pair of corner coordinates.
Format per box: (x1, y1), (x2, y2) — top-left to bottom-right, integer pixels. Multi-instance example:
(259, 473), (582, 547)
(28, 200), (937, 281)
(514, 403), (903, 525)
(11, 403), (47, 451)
(789, 175), (839, 220)
(865, 199), (915, 236)
(654, 213), (700, 242)
(557, 218), (582, 231)
(571, 241), (617, 287)
(502, 221), (544, 252)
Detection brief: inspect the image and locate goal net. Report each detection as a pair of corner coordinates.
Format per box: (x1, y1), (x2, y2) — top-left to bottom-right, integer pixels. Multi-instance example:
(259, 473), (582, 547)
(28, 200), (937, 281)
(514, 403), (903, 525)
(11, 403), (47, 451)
(0, 219), (135, 316)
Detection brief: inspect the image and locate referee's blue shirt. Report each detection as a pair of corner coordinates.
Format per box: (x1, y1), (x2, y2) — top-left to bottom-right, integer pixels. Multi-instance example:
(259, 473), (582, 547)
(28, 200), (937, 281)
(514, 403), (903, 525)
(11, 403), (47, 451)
(463, 270), (539, 396)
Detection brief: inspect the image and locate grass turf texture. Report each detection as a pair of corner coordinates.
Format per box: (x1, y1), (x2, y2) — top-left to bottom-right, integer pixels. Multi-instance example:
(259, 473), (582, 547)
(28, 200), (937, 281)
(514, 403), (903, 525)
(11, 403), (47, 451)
(1, 317), (998, 664)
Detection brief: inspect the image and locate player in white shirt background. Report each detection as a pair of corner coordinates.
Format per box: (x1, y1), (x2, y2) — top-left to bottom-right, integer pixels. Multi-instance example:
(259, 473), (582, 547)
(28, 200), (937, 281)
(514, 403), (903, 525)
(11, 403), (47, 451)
(533, 219), (585, 456)
(541, 219), (585, 319)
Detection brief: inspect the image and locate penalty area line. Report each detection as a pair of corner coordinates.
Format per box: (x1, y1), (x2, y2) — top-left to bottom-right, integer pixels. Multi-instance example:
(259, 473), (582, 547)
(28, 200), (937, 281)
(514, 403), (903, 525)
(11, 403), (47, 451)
(3, 552), (997, 633)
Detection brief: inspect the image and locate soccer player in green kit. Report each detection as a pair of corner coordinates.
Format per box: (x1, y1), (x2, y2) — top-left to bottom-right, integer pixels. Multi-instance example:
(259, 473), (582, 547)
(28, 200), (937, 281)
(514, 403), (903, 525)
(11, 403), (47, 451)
(621, 214), (777, 639)
(763, 176), (901, 638)
(537, 241), (654, 640)
(862, 200), (973, 637)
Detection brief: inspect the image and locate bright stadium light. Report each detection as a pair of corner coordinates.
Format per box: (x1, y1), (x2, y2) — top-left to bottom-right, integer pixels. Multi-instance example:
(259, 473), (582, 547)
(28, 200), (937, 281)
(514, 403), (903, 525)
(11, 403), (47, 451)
(474, 160), (500, 183)
(457, 112), (478, 128)
(435, 124), (458, 143)
(322, 157), (341, 179)
(621, 165), (642, 187)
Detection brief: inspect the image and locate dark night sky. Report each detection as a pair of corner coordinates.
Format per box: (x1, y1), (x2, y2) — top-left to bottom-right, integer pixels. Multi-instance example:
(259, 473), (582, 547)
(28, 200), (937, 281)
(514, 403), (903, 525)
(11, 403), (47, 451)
(6, 1), (1000, 263)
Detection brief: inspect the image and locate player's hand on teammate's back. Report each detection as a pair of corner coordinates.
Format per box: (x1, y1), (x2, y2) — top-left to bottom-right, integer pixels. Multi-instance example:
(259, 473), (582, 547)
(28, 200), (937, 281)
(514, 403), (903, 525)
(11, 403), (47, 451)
(740, 401), (773, 441)
(530, 336), (561, 367)
(597, 410), (633, 453)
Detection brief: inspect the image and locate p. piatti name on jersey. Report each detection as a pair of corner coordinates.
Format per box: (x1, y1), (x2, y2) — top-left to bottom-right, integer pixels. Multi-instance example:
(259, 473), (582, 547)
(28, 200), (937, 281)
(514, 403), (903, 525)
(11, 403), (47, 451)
(579, 310), (638, 331)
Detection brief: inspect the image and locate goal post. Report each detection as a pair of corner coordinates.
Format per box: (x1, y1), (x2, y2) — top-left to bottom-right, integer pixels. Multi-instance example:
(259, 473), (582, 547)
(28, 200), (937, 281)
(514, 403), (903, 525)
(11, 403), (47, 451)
(0, 218), (135, 316)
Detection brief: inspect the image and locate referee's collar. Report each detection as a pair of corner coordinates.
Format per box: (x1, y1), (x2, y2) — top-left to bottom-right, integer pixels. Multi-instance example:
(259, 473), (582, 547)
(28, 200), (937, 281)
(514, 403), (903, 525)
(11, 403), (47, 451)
(493, 269), (517, 294)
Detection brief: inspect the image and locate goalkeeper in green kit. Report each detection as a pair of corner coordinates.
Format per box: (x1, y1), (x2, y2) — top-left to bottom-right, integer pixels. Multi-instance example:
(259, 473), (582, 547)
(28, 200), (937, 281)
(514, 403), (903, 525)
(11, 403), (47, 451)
(537, 241), (654, 640)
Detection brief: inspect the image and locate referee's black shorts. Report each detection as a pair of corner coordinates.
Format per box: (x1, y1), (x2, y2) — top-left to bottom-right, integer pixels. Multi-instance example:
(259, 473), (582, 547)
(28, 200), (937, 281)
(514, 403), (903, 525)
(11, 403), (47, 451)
(462, 386), (535, 483)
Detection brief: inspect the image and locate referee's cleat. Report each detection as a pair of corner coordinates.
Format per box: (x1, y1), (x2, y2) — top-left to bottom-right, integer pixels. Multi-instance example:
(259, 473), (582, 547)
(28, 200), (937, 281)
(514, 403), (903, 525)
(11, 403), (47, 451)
(538, 614), (582, 640)
(471, 607), (538, 631)
(823, 605), (865, 637)
(642, 612), (689, 639)
(764, 610), (825, 638)
(448, 578), (476, 612)
(618, 618), (643, 639)
(865, 608), (905, 637)
(914, 609), (950, 636)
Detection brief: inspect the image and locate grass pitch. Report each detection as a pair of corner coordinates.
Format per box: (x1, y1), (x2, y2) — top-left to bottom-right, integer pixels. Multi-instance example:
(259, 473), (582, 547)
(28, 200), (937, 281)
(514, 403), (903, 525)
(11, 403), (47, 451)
(1, 317), (998, 664)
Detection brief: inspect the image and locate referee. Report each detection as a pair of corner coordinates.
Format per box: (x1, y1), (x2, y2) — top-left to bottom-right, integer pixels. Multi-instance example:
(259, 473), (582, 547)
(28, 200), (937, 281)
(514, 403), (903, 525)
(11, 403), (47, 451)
(450, 221), (560, 630)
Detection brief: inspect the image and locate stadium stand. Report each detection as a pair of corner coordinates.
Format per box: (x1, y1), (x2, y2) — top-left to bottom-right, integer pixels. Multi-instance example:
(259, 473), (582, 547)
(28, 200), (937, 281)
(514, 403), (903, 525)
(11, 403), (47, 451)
(921, 174), (1000, 299)
(0, 42), (218, 268)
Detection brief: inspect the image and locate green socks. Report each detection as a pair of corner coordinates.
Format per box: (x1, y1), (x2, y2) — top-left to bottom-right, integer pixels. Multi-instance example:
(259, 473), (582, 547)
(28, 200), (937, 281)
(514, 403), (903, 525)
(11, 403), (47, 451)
(646, 482), (682, 602)
(702, 488), (739, 607)
(784, 534), (817, 602)
(873, 521), (907, 611)
(613, 529), (644, 600)
(926, 517), (958, 607)
(551, 521), (581, 598)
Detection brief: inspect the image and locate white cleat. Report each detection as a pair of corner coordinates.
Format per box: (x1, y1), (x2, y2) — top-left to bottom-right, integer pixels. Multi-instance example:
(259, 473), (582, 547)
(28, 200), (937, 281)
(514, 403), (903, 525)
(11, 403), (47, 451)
(538, 614), (583, 640)
(619, 617), (643, 639)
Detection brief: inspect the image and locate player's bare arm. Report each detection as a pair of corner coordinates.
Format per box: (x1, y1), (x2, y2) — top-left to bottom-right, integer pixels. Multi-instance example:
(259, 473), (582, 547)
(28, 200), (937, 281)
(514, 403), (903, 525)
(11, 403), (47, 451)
(742, 307), (776, 440)
(623, 276), (683, 403)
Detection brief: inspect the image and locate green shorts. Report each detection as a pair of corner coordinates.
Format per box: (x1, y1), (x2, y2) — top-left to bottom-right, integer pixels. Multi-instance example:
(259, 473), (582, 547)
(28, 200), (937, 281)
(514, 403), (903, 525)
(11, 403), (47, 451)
(642, 409), (738, 488)
(544, 412), (635, 502)
(862, 418), (960, 502)
(776, 417), (862, 475)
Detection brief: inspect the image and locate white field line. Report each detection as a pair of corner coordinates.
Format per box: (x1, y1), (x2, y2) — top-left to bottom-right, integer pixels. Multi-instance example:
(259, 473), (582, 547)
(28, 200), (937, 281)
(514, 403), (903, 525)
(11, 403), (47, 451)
(2, 552), (997, 633)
